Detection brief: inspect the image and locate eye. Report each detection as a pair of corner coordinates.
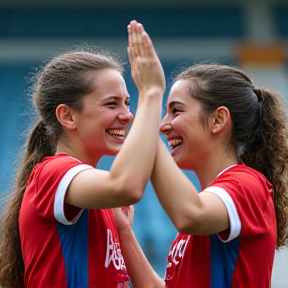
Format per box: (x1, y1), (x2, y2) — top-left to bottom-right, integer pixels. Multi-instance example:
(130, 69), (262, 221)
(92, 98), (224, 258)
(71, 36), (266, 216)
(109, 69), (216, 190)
(172, 108), (181, 115)
(106, 102), (117, 107)
(125, 98), (130, 107)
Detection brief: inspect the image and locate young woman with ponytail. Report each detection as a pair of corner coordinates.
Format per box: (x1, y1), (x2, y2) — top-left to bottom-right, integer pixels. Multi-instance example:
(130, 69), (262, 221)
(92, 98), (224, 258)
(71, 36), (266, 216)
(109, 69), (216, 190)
(0, 20), (165, 288)
(115, 64), (288, 288)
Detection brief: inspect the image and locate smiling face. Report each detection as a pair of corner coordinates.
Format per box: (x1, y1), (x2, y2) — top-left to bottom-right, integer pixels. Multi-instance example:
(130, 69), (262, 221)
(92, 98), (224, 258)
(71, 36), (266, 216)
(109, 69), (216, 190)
(160, 79), (213, 171)
(73, 68), (133, 159)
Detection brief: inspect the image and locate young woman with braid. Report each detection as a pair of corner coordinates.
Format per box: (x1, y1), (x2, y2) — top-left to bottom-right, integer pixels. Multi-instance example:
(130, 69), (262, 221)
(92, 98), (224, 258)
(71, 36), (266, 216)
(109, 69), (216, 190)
(115, 64), (288, 288)
(0, 20), (165, 288)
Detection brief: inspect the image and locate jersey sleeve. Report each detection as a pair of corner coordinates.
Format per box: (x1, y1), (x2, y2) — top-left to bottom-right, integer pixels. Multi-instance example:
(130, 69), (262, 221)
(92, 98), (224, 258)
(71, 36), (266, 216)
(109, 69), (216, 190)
(33, 156), (93, 224)
(203, 168), (272, 242)
(203, 184), (241, 242)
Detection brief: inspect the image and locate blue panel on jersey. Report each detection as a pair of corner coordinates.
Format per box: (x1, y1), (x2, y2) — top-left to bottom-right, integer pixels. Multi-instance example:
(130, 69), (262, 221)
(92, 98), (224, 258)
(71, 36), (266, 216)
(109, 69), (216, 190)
(210, 234), (240, 288)
(57, 209), (89, 288)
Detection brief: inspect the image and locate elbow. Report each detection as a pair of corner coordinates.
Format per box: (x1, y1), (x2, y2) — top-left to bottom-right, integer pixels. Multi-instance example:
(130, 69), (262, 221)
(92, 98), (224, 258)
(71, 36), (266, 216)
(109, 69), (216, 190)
(174, 219), (193, 234)
(172, 212), (201, 235)
(124, 188), (143, 205)
(109, 172), (147, 205)
(116, 182), (145, 205)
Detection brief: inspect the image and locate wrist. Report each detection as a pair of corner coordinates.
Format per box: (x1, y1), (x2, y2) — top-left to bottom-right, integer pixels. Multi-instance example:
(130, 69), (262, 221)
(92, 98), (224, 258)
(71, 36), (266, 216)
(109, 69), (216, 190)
(117, 227), (133, 242)
(139, 86), (164, 99)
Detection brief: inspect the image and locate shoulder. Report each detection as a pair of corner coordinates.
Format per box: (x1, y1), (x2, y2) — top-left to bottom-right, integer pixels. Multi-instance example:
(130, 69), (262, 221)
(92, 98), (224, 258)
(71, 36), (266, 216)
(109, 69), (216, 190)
(41, 153), (84, 170)
(42, 153), (89, 171)
(209, 164), (272, 206)
(215, 164), (271, 191)
(30, 154), (93, 185)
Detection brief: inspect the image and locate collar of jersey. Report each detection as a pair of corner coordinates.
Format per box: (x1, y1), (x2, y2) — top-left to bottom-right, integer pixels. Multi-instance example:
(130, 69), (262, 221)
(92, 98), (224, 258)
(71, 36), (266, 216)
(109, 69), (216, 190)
(215, 164), (238, 179)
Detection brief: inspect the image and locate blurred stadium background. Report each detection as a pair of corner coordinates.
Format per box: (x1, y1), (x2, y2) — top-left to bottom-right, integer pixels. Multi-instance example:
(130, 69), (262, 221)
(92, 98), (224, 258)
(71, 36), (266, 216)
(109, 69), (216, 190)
(0, 0), (287, 286)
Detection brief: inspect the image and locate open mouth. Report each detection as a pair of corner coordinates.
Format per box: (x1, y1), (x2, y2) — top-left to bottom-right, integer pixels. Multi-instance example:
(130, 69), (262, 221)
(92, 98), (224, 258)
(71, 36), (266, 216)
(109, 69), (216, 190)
(168, 138), (183, 150)
(106, 129), (125, 138)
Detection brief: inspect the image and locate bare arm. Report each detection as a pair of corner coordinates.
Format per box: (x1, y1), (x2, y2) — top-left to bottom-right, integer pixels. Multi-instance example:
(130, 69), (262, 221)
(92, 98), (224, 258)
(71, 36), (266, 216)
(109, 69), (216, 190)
(151, 138), (229, 235)
(114, 207), (165, 288)
(66, 21), (166, 209)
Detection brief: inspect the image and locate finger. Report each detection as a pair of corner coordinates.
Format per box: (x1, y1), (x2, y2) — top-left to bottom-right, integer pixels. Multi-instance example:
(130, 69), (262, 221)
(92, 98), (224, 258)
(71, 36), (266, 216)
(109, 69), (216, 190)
(127, 46), (134, 70)
(112, 207), (120, 216)
(142, 31), (154, 55)
(131, 21), (138, 44)
(129, 205), (134, 214)
(131, 20), (140, 56)
(120, 207), (127, 216)
(137, 23), (145, 56)
(127, 23), (135, 70)
(127, 24), (132, 48)
(142, 31), (160, 71)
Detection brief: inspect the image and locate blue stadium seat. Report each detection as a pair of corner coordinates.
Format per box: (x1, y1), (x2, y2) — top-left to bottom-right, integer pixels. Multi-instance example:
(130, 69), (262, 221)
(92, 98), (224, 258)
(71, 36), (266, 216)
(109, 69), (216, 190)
(0, 7), (245, 38)
(274, 5), (288, 38)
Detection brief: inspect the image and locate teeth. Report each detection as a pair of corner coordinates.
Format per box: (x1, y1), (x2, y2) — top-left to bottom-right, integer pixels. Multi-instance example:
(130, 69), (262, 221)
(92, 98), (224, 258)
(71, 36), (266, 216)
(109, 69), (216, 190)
(107, 129), (125, 137)
(168, 138), (183, 148)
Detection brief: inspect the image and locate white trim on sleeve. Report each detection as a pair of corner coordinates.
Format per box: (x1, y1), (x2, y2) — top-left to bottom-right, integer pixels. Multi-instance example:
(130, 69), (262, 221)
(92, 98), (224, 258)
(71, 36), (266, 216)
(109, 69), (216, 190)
(203, 186), (241, 242)
(54, 164), (93, 225)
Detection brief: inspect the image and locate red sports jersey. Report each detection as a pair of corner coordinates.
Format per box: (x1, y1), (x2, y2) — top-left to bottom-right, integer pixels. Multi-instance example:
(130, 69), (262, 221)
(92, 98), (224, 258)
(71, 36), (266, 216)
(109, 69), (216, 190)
(165, 164), (276, 288)
(19, 153), (131, 288)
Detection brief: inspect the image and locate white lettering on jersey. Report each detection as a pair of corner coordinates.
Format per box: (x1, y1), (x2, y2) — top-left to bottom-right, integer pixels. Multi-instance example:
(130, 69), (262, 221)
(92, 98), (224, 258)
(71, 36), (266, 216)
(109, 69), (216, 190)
(167, 238), (188, 267)
(105, 229), (127, 270)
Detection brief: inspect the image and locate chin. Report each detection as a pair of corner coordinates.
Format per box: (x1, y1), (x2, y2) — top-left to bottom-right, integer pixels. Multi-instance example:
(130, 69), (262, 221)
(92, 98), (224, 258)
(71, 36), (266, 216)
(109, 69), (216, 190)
(175, 158), (193, 171)
(105, 150), (119, 157)
(106, 146), (122, 156)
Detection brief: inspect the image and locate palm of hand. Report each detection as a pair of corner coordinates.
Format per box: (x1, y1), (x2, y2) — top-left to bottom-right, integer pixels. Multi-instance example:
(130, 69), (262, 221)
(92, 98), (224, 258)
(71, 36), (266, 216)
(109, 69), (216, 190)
(128, 20), (165, 95)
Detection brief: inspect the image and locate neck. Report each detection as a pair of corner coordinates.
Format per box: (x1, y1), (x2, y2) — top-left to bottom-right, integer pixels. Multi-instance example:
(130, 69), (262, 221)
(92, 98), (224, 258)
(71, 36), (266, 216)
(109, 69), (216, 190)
(195, 150), (239, 189)
(56, 142), (101, 168)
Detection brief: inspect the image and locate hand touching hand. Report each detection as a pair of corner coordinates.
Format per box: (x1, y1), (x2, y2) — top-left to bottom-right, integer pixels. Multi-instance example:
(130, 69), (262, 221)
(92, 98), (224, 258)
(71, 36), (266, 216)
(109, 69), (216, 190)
(113, 206), (134, 233)
(128, 20), (166, 97)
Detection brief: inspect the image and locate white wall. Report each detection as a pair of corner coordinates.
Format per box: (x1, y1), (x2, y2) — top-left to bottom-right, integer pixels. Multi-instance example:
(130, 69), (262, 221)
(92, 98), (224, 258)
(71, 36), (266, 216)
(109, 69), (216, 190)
(272, 247), (288, 288)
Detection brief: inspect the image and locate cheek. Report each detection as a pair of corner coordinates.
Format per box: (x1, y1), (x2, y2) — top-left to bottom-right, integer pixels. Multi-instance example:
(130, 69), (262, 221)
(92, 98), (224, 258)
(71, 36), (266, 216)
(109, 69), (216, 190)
(172, 118), (186, 134)
(99, 112), (116, 126)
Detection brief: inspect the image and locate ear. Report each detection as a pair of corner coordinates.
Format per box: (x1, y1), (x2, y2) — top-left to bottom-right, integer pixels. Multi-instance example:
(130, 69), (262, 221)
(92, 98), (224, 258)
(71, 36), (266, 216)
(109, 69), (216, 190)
(55, 104), (76, 130)
(211, 106), (230, 134)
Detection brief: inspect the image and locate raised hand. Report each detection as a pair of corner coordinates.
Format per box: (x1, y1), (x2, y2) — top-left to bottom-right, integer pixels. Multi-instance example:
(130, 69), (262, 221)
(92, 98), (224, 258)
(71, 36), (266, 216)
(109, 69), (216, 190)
(127, 20), (166, 97)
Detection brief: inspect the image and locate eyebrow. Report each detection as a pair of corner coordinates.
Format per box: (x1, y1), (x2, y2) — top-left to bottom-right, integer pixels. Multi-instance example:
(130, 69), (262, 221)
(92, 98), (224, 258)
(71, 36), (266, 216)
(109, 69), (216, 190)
(103, 95), (130, 101)
(167, 100), (186, 109)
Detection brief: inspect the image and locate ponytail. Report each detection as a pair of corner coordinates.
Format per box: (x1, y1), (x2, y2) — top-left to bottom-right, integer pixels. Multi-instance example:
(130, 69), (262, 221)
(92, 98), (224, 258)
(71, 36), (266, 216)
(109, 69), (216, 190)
(0, 119), (56, 288)
(241, 88), (288, 247)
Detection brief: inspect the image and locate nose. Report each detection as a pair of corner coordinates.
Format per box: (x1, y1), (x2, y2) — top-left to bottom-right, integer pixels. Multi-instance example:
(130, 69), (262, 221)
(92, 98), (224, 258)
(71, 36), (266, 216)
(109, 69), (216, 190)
(160, 115), (172, 135)
(118, 110), (133, 124)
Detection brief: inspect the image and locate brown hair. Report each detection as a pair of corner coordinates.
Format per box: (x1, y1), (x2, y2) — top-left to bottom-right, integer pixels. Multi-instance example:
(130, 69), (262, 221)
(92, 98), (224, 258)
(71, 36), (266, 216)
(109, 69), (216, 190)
(178, 64), (288, 248)
(0, 47), (124, 288)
